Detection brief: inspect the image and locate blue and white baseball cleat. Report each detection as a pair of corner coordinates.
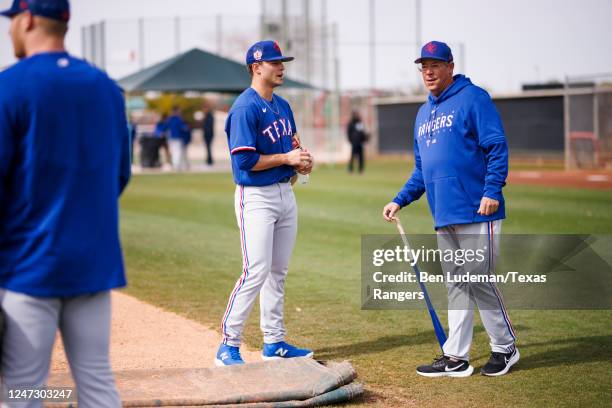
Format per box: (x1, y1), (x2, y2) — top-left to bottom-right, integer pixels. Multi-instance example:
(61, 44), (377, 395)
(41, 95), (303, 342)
(215, 344), (245, 366)
(262, 341), (314, 360)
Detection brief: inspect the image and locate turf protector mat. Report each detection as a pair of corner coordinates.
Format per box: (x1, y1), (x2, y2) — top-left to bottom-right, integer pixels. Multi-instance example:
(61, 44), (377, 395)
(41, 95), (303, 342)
(47, 358), (363, 407)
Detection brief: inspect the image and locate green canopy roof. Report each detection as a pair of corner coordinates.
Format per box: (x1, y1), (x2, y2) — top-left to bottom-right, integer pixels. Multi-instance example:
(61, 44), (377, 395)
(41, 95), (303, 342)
(117, 48), (312, 93)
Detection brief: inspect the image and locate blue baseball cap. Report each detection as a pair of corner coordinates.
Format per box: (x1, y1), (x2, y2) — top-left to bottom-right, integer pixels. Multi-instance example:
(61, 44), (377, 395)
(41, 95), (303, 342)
(246, 40), (294, 65)
(0, 0), (70, 22)
(415, 41), (453, 64)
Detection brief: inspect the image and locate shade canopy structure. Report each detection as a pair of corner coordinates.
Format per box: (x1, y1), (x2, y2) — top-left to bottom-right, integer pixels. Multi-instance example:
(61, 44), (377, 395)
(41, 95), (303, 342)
(117, 48), (313, 93)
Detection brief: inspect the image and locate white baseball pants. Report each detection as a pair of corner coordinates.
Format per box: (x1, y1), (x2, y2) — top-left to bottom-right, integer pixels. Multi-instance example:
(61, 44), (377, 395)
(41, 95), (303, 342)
(221, 182), (297, 347)
(168, 139), (189, 171)
(437, 220), (516, 360)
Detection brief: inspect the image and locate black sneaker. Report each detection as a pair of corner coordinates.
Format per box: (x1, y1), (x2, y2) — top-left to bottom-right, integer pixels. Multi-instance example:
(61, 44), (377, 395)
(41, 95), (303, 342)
(481, 347), (520, 376)
(416, 355), (474, 378)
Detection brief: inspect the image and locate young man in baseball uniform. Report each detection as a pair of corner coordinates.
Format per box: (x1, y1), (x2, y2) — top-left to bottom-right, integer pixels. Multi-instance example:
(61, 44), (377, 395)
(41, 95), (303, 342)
(216, 41), (314, 366)
(383, 41), (518, 377)
(0, 0), (130, 406)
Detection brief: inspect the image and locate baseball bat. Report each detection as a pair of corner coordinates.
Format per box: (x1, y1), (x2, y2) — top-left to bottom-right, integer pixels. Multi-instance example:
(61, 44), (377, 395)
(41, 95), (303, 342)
(394, 217), (447, 350)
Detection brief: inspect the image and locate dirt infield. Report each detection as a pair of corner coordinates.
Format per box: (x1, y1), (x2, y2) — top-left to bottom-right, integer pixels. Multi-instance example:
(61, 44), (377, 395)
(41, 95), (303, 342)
(48, 292), (364, 407)
(50, 291), (261, 373)
(508, 170), (612, 190)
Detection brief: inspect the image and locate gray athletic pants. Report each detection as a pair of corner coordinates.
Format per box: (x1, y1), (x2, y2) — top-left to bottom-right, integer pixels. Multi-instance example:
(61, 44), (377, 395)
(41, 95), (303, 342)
(0, 290), (120, 408)
(221, 182), (297, 347)
(437, 220), (517, 360)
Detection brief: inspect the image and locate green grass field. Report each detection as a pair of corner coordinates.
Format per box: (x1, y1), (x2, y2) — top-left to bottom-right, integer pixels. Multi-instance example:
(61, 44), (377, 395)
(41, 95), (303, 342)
(120, 160), (612, 407)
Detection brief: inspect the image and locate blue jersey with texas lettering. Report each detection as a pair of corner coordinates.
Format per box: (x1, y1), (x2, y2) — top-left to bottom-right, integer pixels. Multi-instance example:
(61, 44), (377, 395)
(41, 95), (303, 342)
(226, 87), (297, 186)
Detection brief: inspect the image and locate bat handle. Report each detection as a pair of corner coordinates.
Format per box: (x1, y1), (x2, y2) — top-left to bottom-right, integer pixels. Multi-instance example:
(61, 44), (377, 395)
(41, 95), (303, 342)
(394, 217), (404, 234)
(394, 217), (409, 249)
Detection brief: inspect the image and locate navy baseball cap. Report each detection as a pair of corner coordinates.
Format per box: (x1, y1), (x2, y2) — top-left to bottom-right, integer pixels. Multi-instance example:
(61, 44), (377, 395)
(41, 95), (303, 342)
(415, 41), (453, 64)
(0, 0), (70, 22)
(246, 40), (294, 65)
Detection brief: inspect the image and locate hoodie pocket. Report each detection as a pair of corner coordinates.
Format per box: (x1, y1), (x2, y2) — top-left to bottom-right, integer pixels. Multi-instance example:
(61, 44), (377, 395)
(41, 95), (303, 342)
(425, 176), (475, 224)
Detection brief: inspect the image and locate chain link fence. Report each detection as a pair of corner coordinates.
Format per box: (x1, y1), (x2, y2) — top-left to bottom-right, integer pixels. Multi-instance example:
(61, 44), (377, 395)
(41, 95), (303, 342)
(565, 75), (612, 169)
(83, 12), (381, 165)
(82, 15), (261, 80)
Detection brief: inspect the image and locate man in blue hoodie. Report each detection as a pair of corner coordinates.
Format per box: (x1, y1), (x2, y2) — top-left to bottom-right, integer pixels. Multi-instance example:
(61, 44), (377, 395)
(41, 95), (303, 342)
(383, 41), (518, 378)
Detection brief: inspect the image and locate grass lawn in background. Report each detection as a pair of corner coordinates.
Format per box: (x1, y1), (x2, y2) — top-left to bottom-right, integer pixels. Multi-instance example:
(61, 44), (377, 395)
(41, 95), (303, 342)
(120, 159), (612, 407)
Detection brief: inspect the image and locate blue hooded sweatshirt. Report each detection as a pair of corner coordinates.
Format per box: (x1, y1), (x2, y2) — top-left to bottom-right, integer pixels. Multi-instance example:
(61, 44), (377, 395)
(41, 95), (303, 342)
(393, 75), (508, 229)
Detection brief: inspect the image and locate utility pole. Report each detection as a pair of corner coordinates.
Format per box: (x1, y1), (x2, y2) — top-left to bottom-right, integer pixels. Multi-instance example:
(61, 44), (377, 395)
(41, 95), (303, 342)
(332, 22), (341, 164)
(564, 76), (571, 169)
(369, 0), (375, 90)
(304, 0), (311, 84)
(415, 0), (422, 92)
(333, 23), (340, 95)
(100, 21), (106, 71)
(174, 16), (181, 55)
(321, 0), (328, 90)
(260, 0), (265, 39)
(138, 18), (145, 69)
(281, 0), (288, 52)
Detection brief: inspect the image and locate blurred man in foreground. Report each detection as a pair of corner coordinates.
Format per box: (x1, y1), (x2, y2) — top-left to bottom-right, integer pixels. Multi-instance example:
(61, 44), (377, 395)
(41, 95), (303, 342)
(0, 0), (130, 405)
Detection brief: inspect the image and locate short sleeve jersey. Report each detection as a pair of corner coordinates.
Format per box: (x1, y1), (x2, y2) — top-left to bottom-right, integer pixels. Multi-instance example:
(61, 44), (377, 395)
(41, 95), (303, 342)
(226, 88), (297, 186)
